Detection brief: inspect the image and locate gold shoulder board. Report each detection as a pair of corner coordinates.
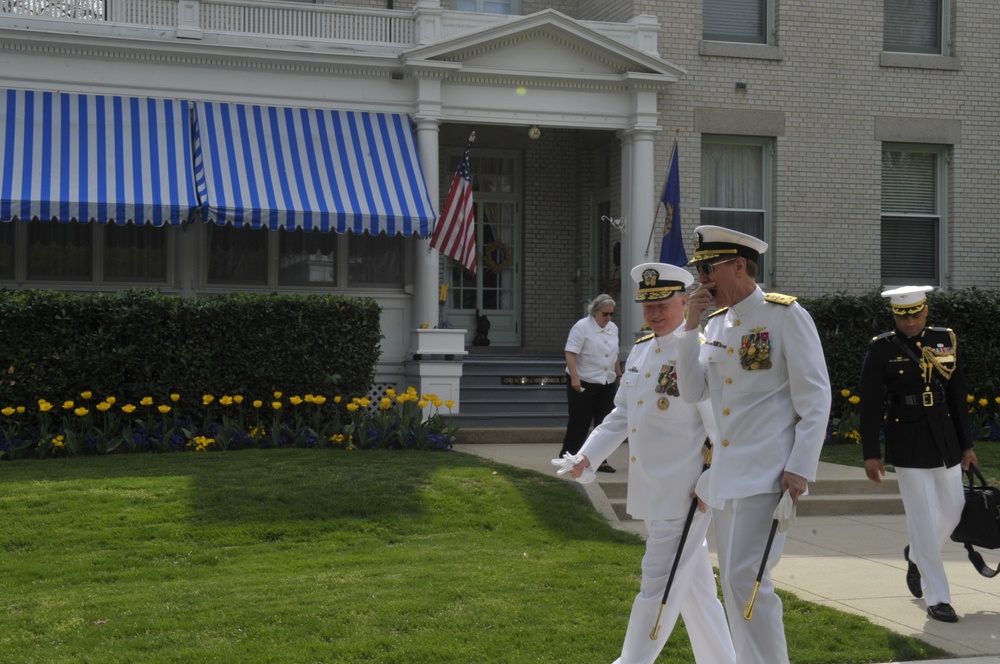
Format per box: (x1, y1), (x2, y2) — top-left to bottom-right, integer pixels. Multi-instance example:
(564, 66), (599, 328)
(636, 333), (655, 344)
(765, 292), (797, 306)
(707, 307), (729, 319)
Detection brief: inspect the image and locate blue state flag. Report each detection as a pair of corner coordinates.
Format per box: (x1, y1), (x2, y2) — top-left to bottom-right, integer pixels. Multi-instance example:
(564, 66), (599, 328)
(658, 140), (688, 266)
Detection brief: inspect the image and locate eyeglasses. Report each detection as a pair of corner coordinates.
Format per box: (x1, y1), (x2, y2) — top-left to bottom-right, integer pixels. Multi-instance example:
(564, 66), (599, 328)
(696, 258), (738, 276)
(598, 311), (614, 318)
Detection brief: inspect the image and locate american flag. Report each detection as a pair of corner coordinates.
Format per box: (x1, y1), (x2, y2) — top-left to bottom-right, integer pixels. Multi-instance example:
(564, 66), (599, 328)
(431, 134), (477, 274)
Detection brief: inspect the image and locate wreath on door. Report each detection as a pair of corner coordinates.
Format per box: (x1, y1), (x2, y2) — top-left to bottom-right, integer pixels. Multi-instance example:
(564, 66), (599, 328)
(482, 239), (513, 274)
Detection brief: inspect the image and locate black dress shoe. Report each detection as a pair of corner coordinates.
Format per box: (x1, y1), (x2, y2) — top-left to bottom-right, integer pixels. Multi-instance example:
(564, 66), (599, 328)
(904, 545), (923, 599)
(597, 463), (616, 473)
(926, 603), (958, 623)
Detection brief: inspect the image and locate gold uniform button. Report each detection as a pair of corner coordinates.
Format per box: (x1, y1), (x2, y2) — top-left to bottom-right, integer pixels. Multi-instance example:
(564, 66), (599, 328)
(727, 347), (734, 355)
(735, 320), (741, 327)
(637, 400), (643, 406)
(722, 440), (730, 447)
(725, 377), (733, 385)
(723, 409), (730, 416)
(645, 372), (651, 378)
(631, 427), (637, 433)
(631, 456), (637, 463)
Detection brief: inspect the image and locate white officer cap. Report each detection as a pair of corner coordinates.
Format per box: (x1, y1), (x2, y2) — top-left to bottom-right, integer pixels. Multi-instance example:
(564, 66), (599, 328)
(688, 225), (768, 265)
(881, 285), (934, 316)
(630, 262), (694, 302)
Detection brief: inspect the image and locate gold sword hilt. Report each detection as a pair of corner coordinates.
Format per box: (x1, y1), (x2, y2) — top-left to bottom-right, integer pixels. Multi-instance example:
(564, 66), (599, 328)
(743, 581), (761, 621)
(649, 604), (666, 640)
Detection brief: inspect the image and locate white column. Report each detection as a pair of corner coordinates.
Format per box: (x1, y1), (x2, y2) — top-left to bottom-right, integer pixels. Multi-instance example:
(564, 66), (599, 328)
(414, 118), (441, 330)
(624, 127), (657, 340)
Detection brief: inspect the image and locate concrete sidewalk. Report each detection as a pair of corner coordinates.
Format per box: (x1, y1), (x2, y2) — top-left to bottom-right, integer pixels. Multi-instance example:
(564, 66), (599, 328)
(453, 441), (1000, 664)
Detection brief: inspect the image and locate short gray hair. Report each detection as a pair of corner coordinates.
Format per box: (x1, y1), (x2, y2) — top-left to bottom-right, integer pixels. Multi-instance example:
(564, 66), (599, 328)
(588, 294), (616, 317)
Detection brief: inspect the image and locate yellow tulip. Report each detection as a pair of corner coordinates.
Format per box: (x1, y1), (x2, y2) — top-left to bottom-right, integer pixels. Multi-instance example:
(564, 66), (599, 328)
(445, 400), (455, 409)
(39, 401), (53, 413)
(979, 398), (988, 407)
(122, 404), (136, 414)
(97, 402), (111, 412)
(849, 395), (860, 405)
(80, 391), (92, 399)
(220, 396), (234, 406)
(272, 401), (282, 410)
(62, 400), (74, 410)
(74, 407), (89, 417)
(16, 406), (25, 414)
(253, 400), (263, 409)
(290, 396), (303, 406)
(202, 395), (214, 405)
(106, 396), (117, 405)
(347, 403), (359, 412)
(158, 405), (171, 414)
(1, 407), (14, 416)
(140, 397), (153, 406)
(313, 395), (327, 405)
(840, 389), (851, 398)
(170, 393), (180, 402)
(273, 391), (282, 399)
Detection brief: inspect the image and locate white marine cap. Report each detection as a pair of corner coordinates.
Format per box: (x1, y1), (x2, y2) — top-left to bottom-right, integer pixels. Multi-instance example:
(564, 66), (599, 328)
(629, 262), (694, 302)
(881, 285), (934, 316)
(688, 225), (768, 265)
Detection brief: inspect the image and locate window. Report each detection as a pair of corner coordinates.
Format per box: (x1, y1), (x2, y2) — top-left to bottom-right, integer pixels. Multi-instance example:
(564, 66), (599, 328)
(884, 0), (947, 54)
(704, 0), (770, 44)
(7, 221), (169, 284)
(881, 145), (946, 286)
(700, 136), (771, 282)
(208, 224), (404, 289)
(452, 0), (518, 15)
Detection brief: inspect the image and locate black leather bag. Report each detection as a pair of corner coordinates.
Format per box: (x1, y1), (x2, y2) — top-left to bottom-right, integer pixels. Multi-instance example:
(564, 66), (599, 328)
(950, 463), (1000, 578)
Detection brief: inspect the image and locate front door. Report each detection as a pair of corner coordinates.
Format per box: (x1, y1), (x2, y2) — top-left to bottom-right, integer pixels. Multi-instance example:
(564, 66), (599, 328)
(443, 150), (520, 346)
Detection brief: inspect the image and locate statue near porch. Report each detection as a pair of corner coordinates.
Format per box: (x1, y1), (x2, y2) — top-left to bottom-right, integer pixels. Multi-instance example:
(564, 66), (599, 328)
(473, 309), (491, 346)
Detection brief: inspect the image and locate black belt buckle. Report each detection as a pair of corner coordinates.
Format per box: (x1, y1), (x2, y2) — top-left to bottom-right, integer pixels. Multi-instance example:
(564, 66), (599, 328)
(922, 392), (934, 407)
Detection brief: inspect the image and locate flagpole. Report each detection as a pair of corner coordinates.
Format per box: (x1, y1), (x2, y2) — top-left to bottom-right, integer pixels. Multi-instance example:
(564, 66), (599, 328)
(645, 132), (679, 258)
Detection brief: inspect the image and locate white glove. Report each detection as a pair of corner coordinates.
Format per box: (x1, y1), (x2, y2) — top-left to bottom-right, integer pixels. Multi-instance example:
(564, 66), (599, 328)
(773, 490), (795, 533)
(550, 452), (596, 484)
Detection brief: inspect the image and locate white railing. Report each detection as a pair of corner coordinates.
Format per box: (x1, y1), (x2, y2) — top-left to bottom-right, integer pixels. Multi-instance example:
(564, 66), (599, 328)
(2, 0), (658, 55)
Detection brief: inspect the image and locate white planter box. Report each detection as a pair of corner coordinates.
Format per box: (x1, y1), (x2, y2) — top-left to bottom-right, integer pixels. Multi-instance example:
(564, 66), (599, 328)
(411, 328), (468, 357)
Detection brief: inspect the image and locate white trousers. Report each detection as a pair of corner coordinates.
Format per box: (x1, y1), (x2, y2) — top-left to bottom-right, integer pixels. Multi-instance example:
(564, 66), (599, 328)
(713, 493), (789, 664)
(613, 508), (735, 664)
(895, 464), (965, 607)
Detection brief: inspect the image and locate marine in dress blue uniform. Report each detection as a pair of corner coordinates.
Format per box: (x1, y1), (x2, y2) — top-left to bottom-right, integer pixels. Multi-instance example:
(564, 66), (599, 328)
(674, 226), (831, 664)
(859, 286), (977, 623)
(569, 263), (735, 664)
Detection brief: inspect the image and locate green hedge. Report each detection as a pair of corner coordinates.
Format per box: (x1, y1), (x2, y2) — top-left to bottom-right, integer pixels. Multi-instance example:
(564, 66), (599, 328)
(801, 287), (1000, 442)
(0, 289), (382, 411)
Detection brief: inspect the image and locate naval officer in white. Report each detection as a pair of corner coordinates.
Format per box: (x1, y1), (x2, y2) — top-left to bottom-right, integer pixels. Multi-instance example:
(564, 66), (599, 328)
(675, 226), (831, 664)
(567, 262), (735, 664)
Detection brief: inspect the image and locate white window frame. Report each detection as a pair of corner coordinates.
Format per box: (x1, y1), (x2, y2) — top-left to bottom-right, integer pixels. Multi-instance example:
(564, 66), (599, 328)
(883, 0), (950, 56)
(451, 0), (520, 15)
(703, 0), (774, 45)
(699, 135), (773, 285)
(880, 143), (948, 287)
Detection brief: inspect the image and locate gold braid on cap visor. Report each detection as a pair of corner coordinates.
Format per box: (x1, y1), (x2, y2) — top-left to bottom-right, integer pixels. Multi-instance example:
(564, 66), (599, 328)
(636, 286), (682, 302)
(891, 299), (927, 316)
(690, 248), (739, 263)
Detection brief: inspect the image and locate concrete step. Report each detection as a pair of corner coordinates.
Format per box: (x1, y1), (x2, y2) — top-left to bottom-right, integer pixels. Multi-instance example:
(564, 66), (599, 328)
(455, 427), (564, 445)
(601, 464), (904, 522)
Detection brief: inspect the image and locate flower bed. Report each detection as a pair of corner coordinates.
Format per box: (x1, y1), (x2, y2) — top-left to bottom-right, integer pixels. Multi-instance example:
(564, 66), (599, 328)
(0, 387), (456, 459)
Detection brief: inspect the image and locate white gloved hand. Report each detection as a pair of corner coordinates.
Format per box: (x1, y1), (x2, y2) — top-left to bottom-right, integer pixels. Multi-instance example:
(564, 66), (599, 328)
(550, 452), (596, 484)
(773, 490), (795, 533)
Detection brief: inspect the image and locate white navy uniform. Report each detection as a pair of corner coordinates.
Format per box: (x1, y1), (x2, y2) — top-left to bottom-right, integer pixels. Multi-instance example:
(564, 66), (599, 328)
(579, 326), (736, 664)
(674, 286), (831, 664)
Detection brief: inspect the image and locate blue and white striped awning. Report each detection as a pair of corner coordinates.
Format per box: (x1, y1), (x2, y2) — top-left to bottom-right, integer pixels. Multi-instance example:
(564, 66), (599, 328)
(0, 89), (200, 226)
(194, 102), (436, 236)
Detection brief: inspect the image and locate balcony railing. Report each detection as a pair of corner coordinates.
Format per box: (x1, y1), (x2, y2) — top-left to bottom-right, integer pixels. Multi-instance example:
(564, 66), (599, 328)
(1, 0), (660, 55)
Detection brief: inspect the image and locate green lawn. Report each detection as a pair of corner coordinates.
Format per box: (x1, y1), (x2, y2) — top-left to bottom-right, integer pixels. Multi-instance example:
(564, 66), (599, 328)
(0, 449), (946, 663)
(822, 438), (1000, 485)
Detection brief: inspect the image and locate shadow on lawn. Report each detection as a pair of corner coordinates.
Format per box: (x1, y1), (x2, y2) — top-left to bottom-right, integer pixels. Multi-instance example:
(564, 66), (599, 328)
(4, 448), (626, 543)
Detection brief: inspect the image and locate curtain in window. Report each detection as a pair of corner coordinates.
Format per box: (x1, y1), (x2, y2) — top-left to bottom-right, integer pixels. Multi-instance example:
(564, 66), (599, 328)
(700, 142), (765, 239)
(104, 224), (167, 282)
(884, 0), (941, 54)
(278, 228), (338, 286)
(26, 221), (93, 280)
(703, 0), (766, 43)
(347, 232), (403, 286)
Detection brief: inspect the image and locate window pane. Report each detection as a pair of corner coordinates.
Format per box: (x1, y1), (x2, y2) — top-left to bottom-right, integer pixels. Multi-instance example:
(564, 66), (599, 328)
(0, 223), (14, 280)
(348, 232), (403, 286)
(884, 0), (941, 54)
(882, 151), (936, 214)
(207, 224), (268, 286)
(27, 221), (93, 281)
(278, 228), (338, 286)
(701, 143), (764, 209)
(881, 216), (939, 283)
(104, 224), (167, 283)
(704, 0), (766, 43)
